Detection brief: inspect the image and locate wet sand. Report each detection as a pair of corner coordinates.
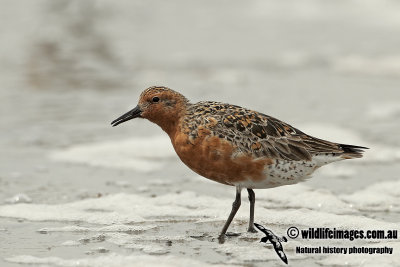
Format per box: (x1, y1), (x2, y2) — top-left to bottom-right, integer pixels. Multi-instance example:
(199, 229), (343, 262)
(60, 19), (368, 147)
(0, 0), (399, 266)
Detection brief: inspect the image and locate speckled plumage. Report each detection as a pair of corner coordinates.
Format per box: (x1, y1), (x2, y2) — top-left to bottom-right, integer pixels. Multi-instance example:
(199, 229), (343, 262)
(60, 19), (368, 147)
(111, 86), (368, 239)
(183, 101), (351, 161)
(179, 100), (367, 188)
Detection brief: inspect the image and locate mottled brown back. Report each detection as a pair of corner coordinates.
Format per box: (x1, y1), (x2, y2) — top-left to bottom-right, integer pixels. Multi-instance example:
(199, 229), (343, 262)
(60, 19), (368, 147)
(182, 101), (365, 161)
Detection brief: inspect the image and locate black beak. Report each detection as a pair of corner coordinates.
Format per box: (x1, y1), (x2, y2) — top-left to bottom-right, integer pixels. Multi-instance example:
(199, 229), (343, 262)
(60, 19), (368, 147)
(111, 105), (142, 127)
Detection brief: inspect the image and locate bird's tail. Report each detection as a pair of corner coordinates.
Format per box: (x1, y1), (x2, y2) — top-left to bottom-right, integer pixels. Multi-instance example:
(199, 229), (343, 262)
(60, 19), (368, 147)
(339, 144), (369, 159)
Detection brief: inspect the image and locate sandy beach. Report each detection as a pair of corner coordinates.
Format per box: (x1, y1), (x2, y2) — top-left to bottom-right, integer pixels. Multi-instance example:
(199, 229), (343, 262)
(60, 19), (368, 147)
(0, 0), (399, 266)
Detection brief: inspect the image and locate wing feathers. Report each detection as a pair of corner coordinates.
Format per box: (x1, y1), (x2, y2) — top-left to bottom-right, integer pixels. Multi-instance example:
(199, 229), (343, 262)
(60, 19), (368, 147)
(187, 102), (367, 161)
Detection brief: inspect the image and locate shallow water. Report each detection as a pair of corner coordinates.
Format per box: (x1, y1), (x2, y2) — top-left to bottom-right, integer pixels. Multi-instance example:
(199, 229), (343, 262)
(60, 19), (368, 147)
(1, 0), (400, 266)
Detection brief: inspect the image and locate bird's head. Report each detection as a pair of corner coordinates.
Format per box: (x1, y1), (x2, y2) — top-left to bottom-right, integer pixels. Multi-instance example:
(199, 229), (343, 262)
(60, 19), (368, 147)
(111, 86), (189, 134)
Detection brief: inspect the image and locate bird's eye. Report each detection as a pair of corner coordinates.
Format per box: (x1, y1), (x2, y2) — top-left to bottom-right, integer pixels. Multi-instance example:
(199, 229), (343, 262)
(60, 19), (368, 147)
(152, 96), (160, 103)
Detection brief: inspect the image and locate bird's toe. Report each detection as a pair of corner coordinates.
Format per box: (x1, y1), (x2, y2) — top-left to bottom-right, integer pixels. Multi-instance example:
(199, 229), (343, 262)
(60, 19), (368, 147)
(248, 226), (258, 233)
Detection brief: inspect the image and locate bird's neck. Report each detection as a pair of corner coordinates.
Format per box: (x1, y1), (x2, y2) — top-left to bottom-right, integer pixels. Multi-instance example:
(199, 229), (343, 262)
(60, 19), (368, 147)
(150, 103), (190, 137)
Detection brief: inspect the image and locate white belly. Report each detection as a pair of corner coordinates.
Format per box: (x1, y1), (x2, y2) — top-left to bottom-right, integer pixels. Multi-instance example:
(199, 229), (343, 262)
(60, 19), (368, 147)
(234, 154), (343, 189)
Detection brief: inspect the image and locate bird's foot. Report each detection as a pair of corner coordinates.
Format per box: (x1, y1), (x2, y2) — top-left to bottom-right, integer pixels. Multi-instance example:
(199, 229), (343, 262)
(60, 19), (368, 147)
(217, 232), (241, 244)
(217, 234), (226, 244)
(247, 226), (258, 233)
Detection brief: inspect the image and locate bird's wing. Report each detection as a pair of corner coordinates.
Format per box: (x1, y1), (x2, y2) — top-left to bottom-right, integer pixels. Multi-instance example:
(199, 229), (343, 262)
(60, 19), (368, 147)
(238, 113), (346, 161)
(254, 223), (270, 235)
(186, 101), (352, 161)
(272, 241), (288, 265)
(254, 223), (288, 264)
(218, 104), (346, 160)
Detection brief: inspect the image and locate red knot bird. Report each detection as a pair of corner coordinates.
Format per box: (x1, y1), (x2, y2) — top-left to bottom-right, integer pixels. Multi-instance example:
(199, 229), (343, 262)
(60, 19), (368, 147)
(111, 86), (367, 241)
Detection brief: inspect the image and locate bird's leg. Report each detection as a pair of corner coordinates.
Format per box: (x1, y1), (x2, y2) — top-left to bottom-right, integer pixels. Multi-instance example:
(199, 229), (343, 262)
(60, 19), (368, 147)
(219, 187), (242, 241)
(247, 188), (257, 233)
